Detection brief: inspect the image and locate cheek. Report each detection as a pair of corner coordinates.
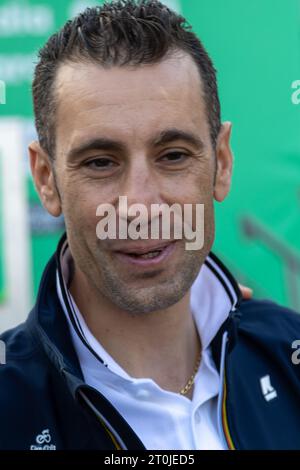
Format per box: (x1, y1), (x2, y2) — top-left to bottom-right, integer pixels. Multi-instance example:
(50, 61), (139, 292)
(178, 171), (215, 239)
(171, 172), (214, 206)
(62, 183), (107, 236)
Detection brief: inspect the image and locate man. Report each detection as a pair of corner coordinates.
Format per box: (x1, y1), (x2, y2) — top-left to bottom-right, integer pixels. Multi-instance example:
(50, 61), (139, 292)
(1, 0), (300, 451)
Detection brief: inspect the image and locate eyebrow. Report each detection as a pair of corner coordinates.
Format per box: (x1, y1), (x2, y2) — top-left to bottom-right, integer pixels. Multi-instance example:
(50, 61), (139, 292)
(67, 138), (127, 161)
(150, 128), (205, 151)
(67, 128), (205, 160)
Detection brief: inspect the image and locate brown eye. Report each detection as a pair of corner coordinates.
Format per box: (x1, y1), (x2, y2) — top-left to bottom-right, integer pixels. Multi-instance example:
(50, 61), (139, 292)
(159, 152), (189, 163)
(85, 158), (117, 170)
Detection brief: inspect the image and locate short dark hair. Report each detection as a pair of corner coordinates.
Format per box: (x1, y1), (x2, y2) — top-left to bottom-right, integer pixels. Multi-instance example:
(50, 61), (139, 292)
(32, 0), (221, 159)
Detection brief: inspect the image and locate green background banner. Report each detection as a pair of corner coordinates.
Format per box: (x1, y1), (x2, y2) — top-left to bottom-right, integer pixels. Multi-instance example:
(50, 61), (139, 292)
(0, 0), (299, 309)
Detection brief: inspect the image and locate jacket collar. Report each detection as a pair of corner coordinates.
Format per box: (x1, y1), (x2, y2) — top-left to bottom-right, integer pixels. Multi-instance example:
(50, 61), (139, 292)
(57, 233), (243, 378)
(29, 232), (242, 377)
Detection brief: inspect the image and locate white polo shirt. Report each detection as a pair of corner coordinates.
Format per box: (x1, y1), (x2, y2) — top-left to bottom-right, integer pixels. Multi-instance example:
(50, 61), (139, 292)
(56, 240), (239, 450)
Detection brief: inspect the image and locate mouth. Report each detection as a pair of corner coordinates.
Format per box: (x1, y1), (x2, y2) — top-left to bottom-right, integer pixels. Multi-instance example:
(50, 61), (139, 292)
(113, 241), (177, 267)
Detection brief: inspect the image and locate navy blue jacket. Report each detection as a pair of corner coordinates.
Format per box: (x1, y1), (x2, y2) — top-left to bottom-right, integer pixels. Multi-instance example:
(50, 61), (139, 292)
(1, 236), (300, 450)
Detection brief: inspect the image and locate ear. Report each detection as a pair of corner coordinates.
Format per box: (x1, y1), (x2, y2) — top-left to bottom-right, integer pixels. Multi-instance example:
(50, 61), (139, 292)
(213, 121), (233, 202)
(28, 141), (62, 217)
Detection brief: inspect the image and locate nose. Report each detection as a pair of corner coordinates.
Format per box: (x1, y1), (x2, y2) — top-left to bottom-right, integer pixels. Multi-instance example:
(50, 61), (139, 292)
(117, 156), (162, 223)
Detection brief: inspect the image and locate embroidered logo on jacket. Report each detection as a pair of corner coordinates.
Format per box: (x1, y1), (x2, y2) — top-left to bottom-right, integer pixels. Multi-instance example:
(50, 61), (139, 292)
(260, 375), (277, 401)
(30, 429), (56, 450)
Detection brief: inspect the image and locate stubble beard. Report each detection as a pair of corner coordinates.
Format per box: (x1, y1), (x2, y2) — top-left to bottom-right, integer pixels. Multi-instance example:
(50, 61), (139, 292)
(87, 244), (209, 316)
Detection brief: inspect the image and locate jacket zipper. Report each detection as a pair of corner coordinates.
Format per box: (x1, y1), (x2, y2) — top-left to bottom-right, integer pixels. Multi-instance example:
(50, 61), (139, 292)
(217, 330), (236, 450)
(78, 389), (127, 450)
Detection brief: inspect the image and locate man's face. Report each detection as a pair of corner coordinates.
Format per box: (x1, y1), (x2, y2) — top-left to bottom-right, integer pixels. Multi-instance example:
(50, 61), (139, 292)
(30, 52), (232, 314)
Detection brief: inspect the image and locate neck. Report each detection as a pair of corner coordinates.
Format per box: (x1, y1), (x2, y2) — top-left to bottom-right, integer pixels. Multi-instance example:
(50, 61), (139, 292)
(69, 265), (202, 397)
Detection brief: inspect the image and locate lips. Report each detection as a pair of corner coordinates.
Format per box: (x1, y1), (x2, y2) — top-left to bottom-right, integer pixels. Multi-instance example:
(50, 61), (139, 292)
(113, 240), (174, 256)
(122, 248), (163, 259)
(112, 240), (177, 266)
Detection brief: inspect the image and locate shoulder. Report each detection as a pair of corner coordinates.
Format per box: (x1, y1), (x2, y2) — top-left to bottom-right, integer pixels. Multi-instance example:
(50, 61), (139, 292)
(236, 298), (300, 351)
(0, 319), (51, 407)
(238, 298), (300, 328)
(0, 318), (40, 359)
(0, 320), (62, 449)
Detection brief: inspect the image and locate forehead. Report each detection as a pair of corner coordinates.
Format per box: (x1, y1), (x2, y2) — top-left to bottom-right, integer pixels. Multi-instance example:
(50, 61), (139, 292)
(54, 52), (209, 153)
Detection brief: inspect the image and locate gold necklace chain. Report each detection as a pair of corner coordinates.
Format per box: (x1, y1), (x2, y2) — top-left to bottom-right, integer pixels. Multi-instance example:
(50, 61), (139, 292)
(179, 352), (201, 396)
